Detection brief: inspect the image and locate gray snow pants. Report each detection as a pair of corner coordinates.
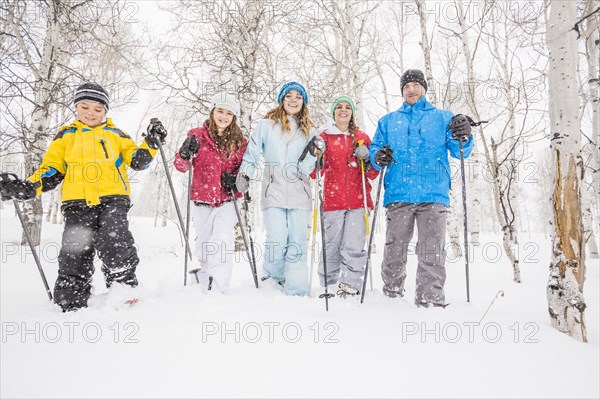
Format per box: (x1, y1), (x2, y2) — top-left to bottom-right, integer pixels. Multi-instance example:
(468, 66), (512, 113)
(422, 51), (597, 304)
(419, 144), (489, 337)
(319, 208), (367, 291)
(381, 202), (447, 305)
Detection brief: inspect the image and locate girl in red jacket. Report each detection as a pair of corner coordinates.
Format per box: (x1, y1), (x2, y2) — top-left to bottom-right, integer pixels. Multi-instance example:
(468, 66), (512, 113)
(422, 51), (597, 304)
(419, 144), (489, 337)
(174, 93), (247, 293)
(311, 96), (379, 297)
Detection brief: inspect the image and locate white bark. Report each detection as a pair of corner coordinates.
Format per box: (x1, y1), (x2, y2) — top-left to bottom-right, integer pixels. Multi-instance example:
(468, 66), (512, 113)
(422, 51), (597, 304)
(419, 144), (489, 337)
(456, 0), (520, 281)
(582, 0), (600, 259)
(416, 0), (435, 103)
(468, 149), (481, 246)
(546, 0), (587, 342)
(10, 0), (62, 246)
(447, 165), (463, 258)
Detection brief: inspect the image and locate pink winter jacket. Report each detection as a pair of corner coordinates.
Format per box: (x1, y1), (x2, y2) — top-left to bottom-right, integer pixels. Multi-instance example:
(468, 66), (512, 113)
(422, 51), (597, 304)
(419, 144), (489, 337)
(310, 125), (379, 212)
(174, 123), (247, 207)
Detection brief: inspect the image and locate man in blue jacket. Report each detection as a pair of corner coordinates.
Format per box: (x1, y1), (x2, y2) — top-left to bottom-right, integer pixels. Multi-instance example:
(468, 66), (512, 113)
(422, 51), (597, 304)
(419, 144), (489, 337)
(369, 69), (473, 307)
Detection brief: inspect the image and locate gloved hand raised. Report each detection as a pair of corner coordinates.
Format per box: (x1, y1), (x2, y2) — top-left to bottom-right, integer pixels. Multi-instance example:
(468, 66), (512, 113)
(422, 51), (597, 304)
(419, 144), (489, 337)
(374, 145), (394, 167)
(221, 173), (237, 192)
(306, 136), (326, 157)
(145, 118), (168, 149)
(235, 174), (250, 193)
(447, 114), (472, 142)
(179, 134), (200, 160)
(0, 174), (37, 201)
(354, 144), (370, 161)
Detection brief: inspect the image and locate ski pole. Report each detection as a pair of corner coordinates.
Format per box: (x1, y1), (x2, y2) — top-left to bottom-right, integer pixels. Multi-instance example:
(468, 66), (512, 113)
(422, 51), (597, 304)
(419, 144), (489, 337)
(231, 189), (259, 288)
(146, 119), (192, 260)
(242, 192), (259, 288)
(360, 165), (386, 304)
(459, 138), (470, 302)
(308, 173), (318, 295)
(456, 116), (487, 302)
(183, 161), (193, 286)
(358, 154), (373, 292)
(316, 157), (334, 311)
(0, 174), (52, 300)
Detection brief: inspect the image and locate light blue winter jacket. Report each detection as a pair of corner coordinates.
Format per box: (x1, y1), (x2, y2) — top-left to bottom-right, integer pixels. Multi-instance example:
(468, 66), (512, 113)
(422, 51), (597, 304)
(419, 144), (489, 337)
(240, 117), (317, 210)
(369, 96), (474, 207)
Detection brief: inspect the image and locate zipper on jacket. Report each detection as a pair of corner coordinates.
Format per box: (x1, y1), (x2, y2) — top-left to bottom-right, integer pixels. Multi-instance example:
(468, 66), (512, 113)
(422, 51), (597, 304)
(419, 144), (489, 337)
(285, 142), (289, 208)
(116, 167), (128, 192)
(265, 174), (273, 198)
(99, 139), (109, 159)
(345, 136), (351, 208)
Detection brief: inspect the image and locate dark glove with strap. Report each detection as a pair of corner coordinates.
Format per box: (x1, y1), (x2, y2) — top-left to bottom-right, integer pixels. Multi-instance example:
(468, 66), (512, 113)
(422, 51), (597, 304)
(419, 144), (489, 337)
(145, 118), (168, 150)
(179, 134), (200, 161)
(374, 145), (394, 167)
(448, 114), (473, 142)
(0, 173), (37, 201)
(221, 173), (237, 192)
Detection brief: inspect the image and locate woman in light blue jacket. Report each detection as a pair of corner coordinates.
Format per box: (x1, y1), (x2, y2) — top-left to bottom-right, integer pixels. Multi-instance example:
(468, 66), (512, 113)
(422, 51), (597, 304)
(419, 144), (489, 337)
(240, 82), (318, 296)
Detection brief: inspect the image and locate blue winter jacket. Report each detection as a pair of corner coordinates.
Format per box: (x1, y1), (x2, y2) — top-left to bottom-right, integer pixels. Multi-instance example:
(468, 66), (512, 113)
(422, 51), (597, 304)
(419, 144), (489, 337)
(369, 96), (474, 207)
(240, 117), (317, 210)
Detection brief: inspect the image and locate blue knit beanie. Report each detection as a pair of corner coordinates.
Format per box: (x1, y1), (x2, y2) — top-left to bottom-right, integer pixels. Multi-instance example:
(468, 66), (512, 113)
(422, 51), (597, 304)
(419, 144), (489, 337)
(277, 81), (308, 105)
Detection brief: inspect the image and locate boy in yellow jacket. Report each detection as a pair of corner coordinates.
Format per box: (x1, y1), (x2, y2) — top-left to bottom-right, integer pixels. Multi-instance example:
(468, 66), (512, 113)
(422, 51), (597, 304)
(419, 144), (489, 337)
(0, 83), (167, 312)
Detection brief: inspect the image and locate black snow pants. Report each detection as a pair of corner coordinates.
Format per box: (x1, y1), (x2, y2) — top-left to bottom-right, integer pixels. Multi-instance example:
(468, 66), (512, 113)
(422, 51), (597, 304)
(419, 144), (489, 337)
(54, 195), (139, 311)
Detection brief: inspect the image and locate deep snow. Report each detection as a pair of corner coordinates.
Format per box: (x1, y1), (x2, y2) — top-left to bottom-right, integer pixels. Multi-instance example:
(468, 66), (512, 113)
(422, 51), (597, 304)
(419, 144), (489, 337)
(1, 206), (598, 398)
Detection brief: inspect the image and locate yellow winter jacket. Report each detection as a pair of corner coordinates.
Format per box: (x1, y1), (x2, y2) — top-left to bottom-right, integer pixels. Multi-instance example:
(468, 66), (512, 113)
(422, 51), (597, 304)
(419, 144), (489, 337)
(28, 118), (158, 206)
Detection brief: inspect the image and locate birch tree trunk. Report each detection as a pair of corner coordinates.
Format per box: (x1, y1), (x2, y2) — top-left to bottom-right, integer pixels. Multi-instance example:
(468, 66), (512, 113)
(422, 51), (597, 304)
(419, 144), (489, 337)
(416, 0), (435, 103)
(582, 0), (599, 259)
(456, 0), (519, 280)
(8, 1), (62, 246)
(468, 151), (481, 246)
(546, 0), (587, 342)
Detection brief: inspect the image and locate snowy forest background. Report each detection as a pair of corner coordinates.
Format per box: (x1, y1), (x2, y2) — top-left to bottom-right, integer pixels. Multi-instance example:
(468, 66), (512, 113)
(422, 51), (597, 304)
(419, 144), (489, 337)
(0, 0), (599, 343)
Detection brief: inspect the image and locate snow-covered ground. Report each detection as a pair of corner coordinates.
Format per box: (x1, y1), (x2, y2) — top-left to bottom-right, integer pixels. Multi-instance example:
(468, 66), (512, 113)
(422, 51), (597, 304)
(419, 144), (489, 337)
(1, 206), (598, 398)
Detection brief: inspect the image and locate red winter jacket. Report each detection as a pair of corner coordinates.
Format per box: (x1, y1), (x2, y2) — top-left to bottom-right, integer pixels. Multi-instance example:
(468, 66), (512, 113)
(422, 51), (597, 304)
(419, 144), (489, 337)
(310, 124), (379, 212)
(174, 123), (247, 207)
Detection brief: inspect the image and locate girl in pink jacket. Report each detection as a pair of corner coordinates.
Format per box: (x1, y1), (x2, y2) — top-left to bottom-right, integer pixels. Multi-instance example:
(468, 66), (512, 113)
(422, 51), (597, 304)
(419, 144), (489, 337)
(174, 93), (247, 292)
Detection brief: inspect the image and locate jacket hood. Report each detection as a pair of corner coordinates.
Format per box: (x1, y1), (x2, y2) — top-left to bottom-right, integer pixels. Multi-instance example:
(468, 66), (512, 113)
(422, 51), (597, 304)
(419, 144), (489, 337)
(320, 122), (350, 136)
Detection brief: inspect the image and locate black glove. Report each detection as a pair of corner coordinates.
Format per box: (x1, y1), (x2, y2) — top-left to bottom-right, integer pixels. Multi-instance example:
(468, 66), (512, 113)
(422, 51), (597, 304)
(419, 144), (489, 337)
(221, 173), (237, 192)
(145, 118), (168, 150)
(447, 114), (472, 142)
(374, 145), (393, 167)
(179, 135), (200, 161)
(0, 174), (37, 201)
(235, 174), (250, 193)
(306, 136), (326, 157)
(354, 144), (370, 161)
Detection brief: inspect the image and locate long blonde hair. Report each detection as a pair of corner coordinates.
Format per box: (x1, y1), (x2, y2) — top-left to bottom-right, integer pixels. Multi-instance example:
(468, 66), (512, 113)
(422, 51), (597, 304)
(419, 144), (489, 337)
(264, 102), (314, 138)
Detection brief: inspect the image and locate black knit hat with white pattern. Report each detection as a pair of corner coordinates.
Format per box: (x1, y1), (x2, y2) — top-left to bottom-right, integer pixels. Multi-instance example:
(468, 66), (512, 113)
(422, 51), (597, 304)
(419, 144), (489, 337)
(401, 69), (428, 92)
(73, 83), (110, 110)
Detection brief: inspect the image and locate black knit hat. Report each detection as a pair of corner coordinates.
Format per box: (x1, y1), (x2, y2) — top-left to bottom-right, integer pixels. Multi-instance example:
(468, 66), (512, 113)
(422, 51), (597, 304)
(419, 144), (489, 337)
(401, 69), (428, 92)
(73, 83), (109, 110)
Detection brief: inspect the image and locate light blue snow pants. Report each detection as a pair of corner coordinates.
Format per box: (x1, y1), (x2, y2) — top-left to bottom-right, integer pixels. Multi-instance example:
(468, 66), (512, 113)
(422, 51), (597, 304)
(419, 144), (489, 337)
(263, 207), (310, 296)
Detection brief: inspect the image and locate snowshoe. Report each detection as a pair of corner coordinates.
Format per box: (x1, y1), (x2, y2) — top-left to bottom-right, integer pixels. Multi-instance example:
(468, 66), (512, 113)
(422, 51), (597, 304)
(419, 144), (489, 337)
(336, 283), (359, 299)
(261, 275), (285, 288)
(416, 301), (450, 309)
(189, 268), (214, 292)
